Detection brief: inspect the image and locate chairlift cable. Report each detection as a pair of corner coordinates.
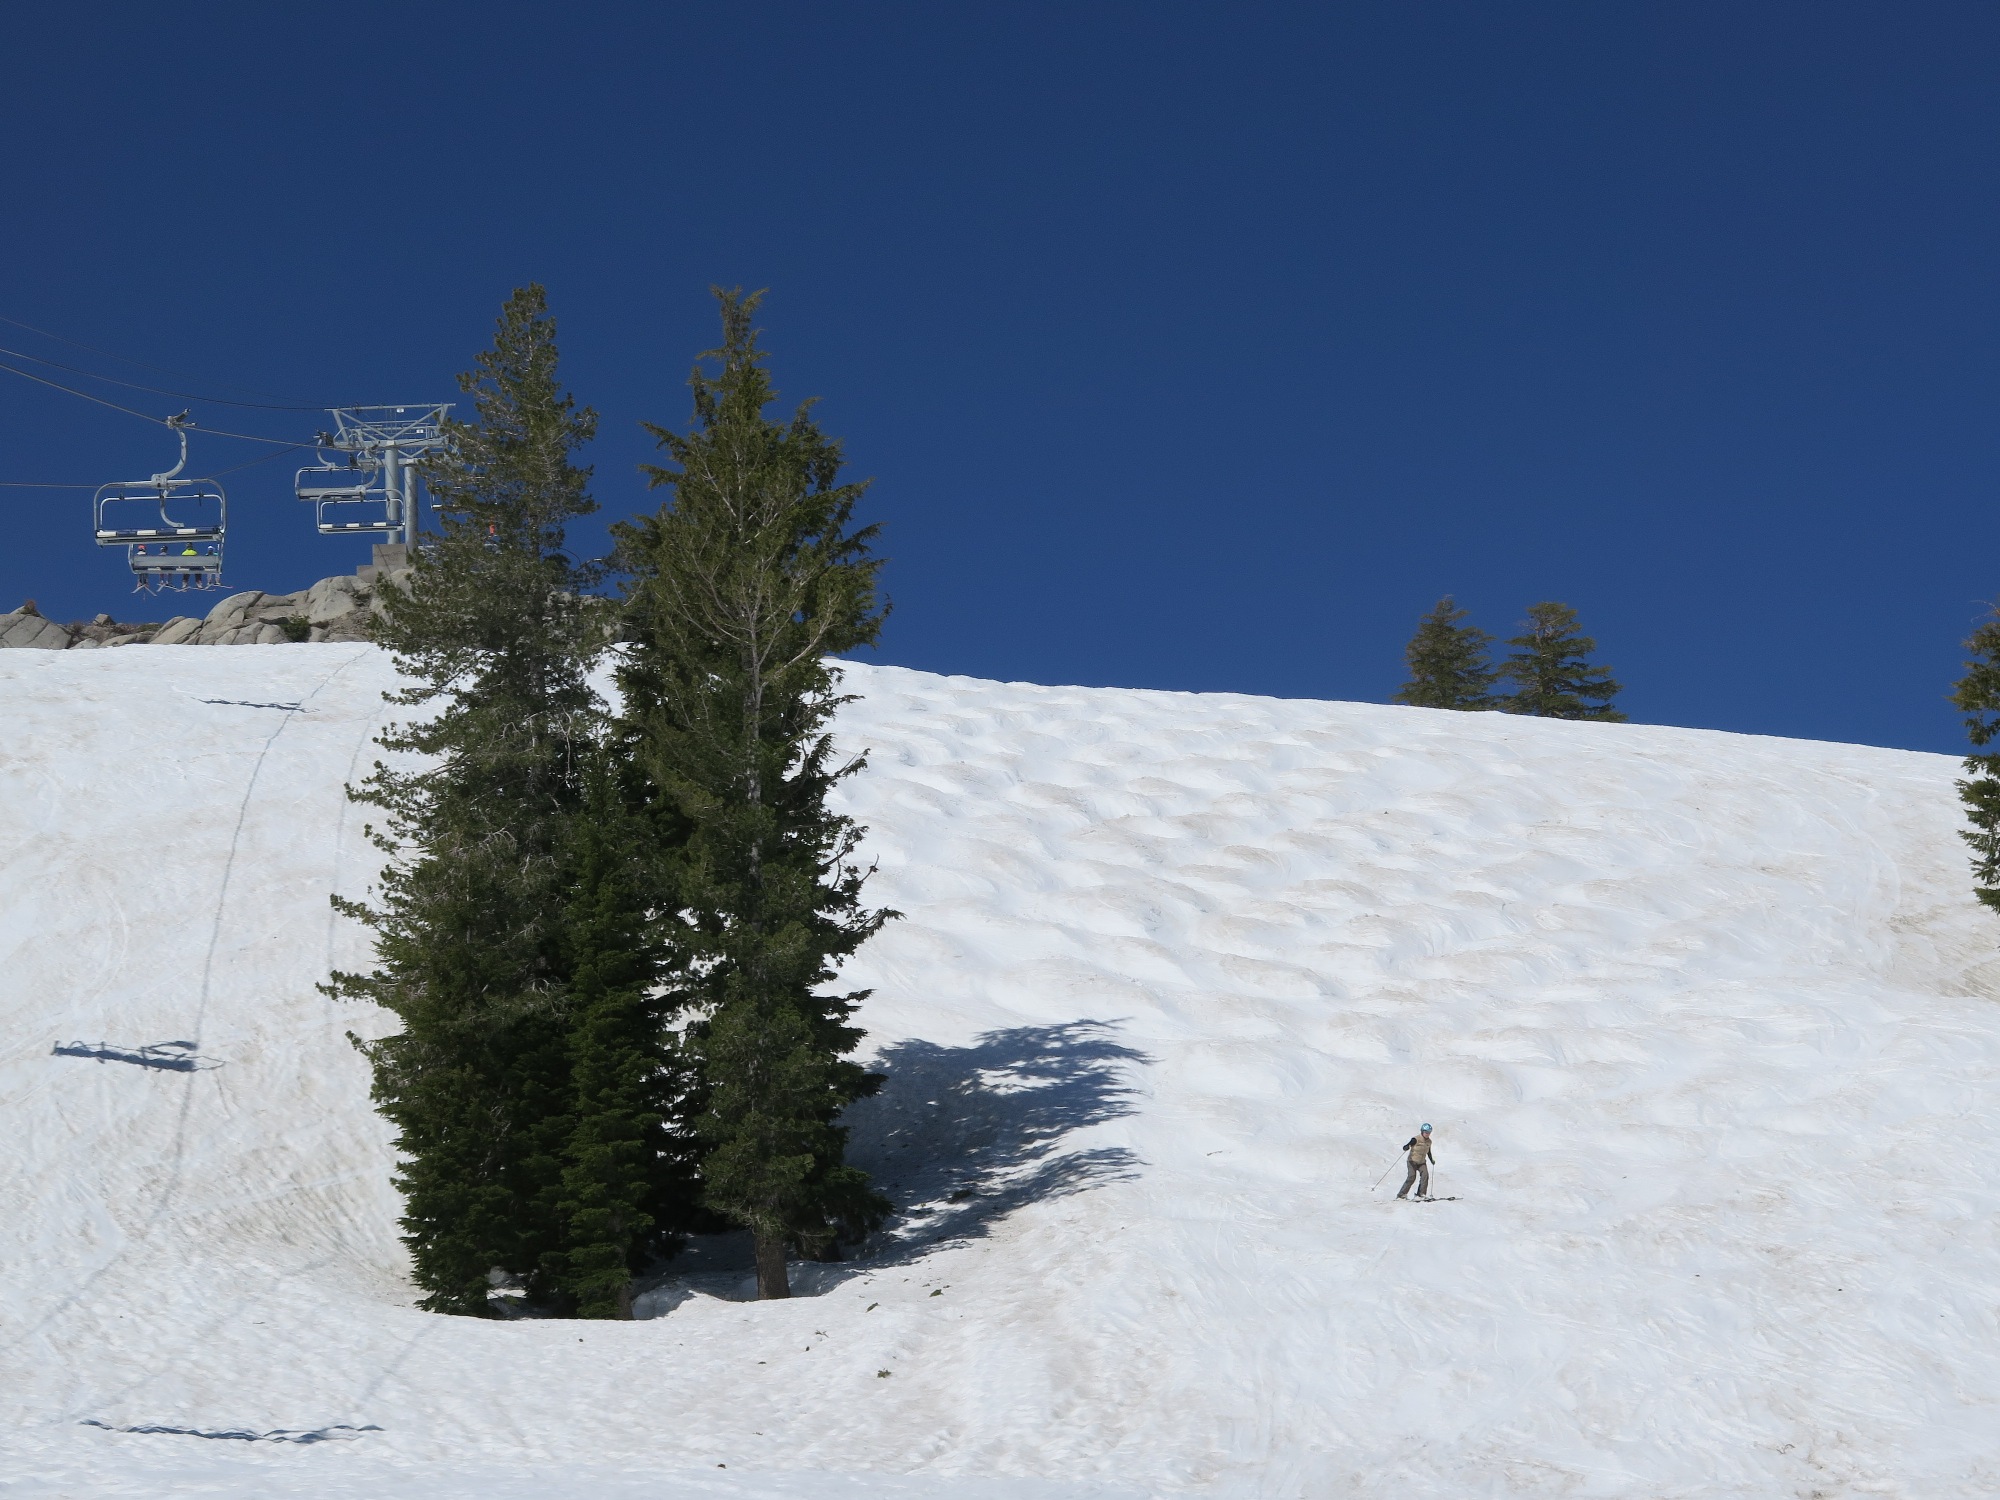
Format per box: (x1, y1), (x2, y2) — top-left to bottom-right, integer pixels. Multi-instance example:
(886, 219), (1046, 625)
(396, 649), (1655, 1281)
(0, 342), (330, 413)
(0, 358), (176, 425)
(0, 361), (304, 446)
(0, 442), (309, 493)
(212, 442), (314, 477)
(0, 444), (310, 496)
(0, 310), (329, 409)
(163, 421), (303, 447)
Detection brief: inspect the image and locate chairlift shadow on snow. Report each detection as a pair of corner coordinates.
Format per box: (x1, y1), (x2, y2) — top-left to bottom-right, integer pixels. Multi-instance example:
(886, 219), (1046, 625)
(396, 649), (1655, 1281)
(52, 1039), (221, 1073)
(79, 1418), (378, 1444)
(636, 1020), (1147, 1312)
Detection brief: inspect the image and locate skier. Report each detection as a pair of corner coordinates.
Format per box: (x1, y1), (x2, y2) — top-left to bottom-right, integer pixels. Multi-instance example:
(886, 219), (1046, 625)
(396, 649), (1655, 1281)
(1396, 1123), (1435, 1200)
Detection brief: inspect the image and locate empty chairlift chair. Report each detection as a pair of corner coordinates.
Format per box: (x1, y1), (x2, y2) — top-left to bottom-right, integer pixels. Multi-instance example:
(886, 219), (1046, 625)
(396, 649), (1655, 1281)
(93, 415), (226, 593)
(298, 407), (452, 542)
(295, 449), (395, 535)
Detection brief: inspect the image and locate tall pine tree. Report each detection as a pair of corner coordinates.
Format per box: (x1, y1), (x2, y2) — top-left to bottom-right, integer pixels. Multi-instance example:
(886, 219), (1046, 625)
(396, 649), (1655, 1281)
(1500, 601), (1626, 721)
(1394, 596), (1498, 709)
(329, 286), (613, 1314)
(1949, 605), (2000, 913)
(614, 288), (892, 1300)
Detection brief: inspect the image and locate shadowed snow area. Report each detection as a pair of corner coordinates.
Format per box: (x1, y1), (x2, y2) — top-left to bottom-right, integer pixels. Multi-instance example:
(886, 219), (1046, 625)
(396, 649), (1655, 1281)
(2, 648), (1997, 1498)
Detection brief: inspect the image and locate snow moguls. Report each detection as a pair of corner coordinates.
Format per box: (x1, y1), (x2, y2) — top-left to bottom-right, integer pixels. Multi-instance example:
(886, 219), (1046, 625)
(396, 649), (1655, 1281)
(7, 651), (2000, 1498)
(79, 1419), (381, 1444)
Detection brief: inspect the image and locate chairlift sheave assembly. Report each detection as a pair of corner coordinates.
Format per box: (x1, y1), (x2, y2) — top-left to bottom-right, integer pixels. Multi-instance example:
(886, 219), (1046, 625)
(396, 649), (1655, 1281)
(297, 404), (452, 544)
(92, 413), (226, 593)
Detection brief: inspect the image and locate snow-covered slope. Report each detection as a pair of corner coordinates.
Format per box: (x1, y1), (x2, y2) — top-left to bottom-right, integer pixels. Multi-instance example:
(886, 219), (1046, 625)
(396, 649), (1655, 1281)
(2, 647), (1997, 1499)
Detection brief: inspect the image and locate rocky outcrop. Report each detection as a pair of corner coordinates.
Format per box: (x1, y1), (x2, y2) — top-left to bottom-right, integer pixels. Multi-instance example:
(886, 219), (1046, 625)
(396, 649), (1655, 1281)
(2, 544), (412, 651)
(0, 607), (73, 650)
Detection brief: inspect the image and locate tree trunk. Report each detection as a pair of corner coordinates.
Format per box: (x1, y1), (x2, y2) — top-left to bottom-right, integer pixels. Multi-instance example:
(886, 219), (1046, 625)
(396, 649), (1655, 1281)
(754, 1229), (791, 1299)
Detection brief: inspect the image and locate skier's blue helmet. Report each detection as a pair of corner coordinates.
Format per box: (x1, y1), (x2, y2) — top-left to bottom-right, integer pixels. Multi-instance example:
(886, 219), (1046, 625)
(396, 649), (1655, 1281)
(1420, 1123), (1432, 1132)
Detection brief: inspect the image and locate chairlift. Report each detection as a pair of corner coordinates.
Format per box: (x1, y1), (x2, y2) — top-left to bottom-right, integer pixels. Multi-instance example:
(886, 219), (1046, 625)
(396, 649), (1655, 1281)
(93, 414), (226, 593)
(295, 443), (396, 534)
(302, 406), (453, 544)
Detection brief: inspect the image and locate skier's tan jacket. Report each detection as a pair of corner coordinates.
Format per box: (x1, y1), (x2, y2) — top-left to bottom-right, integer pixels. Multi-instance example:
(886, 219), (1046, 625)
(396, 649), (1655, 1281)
(1406, 1133), (1433, 1166)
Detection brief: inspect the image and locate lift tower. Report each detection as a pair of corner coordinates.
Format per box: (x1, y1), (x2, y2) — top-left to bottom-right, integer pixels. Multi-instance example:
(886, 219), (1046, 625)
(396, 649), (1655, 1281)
(296, 404), (452, 545)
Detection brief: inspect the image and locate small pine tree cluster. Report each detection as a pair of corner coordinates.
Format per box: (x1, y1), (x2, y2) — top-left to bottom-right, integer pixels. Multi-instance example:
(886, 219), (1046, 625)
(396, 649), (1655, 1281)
(1394, 597), (1626, 721)
(1950, 605), (2000, 913)
(332, 287), (889, 1315)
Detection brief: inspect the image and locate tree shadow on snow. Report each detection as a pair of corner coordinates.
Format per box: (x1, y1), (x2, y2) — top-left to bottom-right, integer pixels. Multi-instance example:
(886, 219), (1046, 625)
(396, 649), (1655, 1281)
(637, 1020), (1147, 1310)
(846, 1019), (1148, 1256)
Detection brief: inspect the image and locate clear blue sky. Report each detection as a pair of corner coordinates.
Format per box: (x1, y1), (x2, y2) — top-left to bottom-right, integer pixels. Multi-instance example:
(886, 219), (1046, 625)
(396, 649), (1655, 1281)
(3, 3), (1997, 753)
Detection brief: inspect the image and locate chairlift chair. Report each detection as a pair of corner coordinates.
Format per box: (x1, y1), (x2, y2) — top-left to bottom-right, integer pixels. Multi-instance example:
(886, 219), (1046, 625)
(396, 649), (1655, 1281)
(295, 449), (397, 534)
(305, 406), (453, 545)
(93, 415), (226, 592)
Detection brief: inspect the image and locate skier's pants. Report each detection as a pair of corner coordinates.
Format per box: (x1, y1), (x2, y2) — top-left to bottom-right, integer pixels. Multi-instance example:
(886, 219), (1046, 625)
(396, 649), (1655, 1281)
(1398, 1161), (1429, 1198)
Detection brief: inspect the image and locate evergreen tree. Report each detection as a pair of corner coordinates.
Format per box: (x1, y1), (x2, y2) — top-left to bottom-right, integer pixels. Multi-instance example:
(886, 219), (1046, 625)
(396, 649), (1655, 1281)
(1500, 601), (1626, 721)
(614, 288), (893, 1300)
(1393, 596), (1498, 709)
(548, 749), (696, 1317)
(329, 286), (610, 1314)
(1949, 606), (2000, 913)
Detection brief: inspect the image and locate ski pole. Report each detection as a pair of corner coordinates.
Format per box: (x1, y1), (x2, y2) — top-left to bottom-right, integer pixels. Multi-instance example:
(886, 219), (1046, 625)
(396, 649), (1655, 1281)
(1370, 1157), (1400, 1191)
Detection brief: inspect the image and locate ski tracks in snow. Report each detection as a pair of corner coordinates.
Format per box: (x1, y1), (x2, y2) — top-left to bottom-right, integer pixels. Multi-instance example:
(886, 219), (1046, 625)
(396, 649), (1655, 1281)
(0, 647), (392, 1432)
